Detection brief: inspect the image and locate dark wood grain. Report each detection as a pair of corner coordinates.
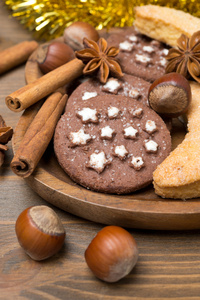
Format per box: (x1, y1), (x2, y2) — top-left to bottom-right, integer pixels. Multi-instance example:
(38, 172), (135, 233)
(1, 2), (200, 299)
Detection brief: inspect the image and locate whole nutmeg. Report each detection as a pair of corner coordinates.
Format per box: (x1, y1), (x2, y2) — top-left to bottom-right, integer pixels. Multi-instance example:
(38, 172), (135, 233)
(15, 205), (66, 261)
(37, 41), (75, 74)
(63, 21), (99, 51)
(85, 225), (139, 282)
(148, 72), (192, 118)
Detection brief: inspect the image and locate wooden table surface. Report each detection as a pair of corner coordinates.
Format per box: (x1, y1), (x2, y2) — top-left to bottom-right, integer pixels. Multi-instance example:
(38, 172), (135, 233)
(1, 3), (200, 299)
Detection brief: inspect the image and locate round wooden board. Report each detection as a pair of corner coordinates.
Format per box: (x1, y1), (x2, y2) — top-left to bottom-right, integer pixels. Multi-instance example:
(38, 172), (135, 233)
(12, 34), (200, 230)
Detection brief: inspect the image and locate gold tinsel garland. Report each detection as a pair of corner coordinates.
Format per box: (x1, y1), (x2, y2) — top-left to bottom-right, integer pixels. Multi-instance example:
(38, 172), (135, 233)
(4, 0), (200, 40)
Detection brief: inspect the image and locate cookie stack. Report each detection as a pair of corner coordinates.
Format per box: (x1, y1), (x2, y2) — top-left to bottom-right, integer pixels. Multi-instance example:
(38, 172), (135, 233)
(54, 23), (172, 194)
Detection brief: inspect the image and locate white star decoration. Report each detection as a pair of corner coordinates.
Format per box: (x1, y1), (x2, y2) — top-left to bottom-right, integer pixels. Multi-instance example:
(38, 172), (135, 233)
(69, 129), (91, 146)
(100, 126), (115, 139)
(114, 145), (128, 160)
(124, 126), (138, 139)
(88, 151), (110, 173)
(77, 107), (98, 123)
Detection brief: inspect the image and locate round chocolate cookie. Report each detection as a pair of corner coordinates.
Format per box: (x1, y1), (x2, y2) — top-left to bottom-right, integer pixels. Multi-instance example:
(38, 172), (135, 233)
(66, 73), (172, 131)
(107, 27), (169, 82)
(54, 94), (171, 194)
(66, 73), (151, 111)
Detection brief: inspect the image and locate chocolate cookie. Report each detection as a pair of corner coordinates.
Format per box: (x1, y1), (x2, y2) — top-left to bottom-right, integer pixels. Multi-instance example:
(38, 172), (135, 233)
(54, 94), (171, 194)
(106, 27), (169, 82)
(66, 73), (151, 110)
(66, 73), (172, 131)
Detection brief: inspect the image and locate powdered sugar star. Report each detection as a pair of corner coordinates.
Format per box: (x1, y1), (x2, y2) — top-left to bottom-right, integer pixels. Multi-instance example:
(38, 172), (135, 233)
(77, 107), (98, 123)
(68, 128), (92, 146)
(87, 151), (110, 173)
(114, 145), (128, 160)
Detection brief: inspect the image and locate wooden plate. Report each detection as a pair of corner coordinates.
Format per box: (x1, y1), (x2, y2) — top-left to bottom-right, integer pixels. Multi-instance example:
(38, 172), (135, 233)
(12, 36), (200, 230)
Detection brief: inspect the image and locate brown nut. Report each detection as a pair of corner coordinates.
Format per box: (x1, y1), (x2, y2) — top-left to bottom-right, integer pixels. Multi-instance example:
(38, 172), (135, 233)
(63, 21), (99, 51)
(15, 205), (66, 261)
(37, 41), (75, 74)
(148, 72), (192, 118)
(85, 226), (139, 282)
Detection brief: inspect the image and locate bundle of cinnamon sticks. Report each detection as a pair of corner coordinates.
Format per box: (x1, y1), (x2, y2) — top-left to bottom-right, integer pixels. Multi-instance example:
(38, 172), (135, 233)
(4, 41), (85, 177)
(11, 92), (68, 177)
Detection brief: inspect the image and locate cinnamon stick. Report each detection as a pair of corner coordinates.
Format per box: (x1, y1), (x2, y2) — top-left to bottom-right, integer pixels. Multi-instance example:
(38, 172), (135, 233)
(6, 58), (84, 112)
(0, 41), (38, 75)
(11, 91), (67, 178)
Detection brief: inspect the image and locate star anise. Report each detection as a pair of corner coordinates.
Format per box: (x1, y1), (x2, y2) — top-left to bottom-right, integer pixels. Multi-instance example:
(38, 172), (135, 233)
(0, 115), (13, 167)
(166, 31), (200, 83)
(75, 37), (123, 84)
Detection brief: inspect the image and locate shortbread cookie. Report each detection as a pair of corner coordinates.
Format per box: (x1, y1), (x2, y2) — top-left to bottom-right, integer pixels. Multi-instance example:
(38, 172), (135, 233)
(134, 5), (200, 47)
(153, 82), (200, 199)
(54, 94), (171, 194)
(106, 27), (169, 82)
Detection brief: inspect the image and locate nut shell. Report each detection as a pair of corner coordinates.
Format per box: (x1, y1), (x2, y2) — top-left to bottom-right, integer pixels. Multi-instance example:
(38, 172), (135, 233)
(15, 206), (66, 261)
(85, 226), (139, 282)
(37, 41), (75, 74)
(148, 72), (191, 118)
(63, 21), (99, 51)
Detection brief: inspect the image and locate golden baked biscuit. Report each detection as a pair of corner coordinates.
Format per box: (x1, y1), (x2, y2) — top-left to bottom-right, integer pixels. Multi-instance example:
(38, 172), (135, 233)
(134, 5), (200, 47)
(134, 5), (200, 199)
(153, 82), (200, 199)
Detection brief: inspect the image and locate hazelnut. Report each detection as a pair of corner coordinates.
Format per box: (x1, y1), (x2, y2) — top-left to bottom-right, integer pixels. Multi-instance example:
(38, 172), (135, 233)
(37, 41), (75, 74)
(15, 205), (66, 261)
(148, 73), (192, 118)
(85, 226), (139, 282)
(63, 21), (99, 51)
